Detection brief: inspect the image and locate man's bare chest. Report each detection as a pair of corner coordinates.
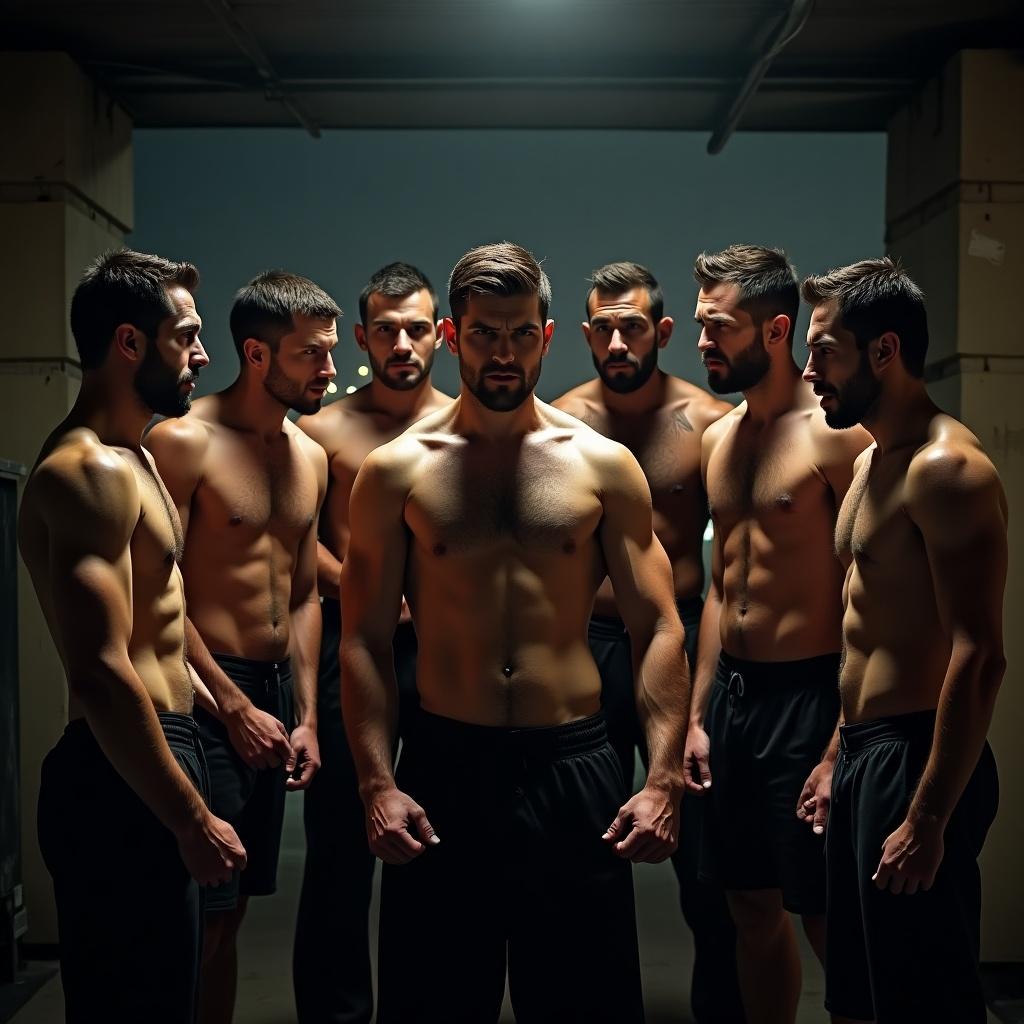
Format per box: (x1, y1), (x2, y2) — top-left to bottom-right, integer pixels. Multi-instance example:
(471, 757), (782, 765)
(837, 461), (919, 571)
(600, 410), (701, 503)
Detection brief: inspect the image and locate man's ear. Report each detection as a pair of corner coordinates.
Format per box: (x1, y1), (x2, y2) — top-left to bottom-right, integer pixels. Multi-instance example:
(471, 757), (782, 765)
(656, 316), (674, 349)
(354, 323), (368, 351)
(542, 320), (555, 356)
(112, 323), (144, 363)
(764, 313), (791, 348)
(442, 317), (458, 355)
(873, 331), (901, 374)
(434, 319), (444, 350)
(242, 337), (269, 370)
(581, 321), (592, 346)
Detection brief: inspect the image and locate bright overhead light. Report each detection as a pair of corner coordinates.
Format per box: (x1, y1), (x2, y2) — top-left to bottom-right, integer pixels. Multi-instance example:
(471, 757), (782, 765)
(357, 365), (369, 377)
(346, 385), (357, 394)
(703, 522), (714, 542)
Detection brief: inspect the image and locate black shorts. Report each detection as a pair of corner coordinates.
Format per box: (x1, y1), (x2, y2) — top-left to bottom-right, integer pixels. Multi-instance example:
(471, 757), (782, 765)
(825, 711), (998, 1023)
(195, 654), (295, 912)
(378, 710), (643, 1024)
(38, 712), (208, 1024)
(700, 651), (840, 914)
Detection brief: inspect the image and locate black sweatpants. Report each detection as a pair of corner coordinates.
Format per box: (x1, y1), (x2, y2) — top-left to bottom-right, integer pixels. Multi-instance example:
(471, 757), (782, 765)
(588, 596), (745, 1024)
(378, 710), (644, 1024)
(826, 711), (998, 1023)
(293, 597), (419, 1024)
(38, 712), (208, 1024)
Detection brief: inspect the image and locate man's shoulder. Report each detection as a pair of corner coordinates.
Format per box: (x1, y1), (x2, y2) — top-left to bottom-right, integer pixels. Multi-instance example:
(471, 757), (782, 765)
(551, 378), (602, 415)
(296, 395), (360, 445)
(907, 415), (1001, 505)
(146, 408), (213, 458)
(806, 403), (873, 465)
(665, 376), (734, 431)
(286, 418), (329, 472)
(702, 400), (744, 445)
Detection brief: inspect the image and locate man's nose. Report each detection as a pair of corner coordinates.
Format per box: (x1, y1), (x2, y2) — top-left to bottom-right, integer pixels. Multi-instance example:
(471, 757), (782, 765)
(393, 329), (413, 355)
(802, 352), (818, 382)
(321, 351), (337, 379)
(608, 329), (628, 355)
(191, 341), (210, 369)
(696, 330), (714, 352)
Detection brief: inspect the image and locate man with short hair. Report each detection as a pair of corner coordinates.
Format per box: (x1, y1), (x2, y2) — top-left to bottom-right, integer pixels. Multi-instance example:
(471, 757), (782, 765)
(684, 245), (871, 1024)
(293, 262), (450, 1024)
(343, 242), (688, 1023)
(20, 249), (246, 1023)
(801, 258), (1005, 1024)
(147, 270), (338, 1023)
(553, 260), (743, 1024)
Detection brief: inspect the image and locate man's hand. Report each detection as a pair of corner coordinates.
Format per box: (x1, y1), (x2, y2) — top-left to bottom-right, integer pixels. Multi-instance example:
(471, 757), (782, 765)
(224, 700), (295, 771)
(796, 757), (834, 835)
(365, 787), (440, 864)
(287, 723), (321, 791)
(684, 722), (712, 794)
(873, 815), (945, 895)
(176, 810), (247, 886)
(602, 785), (680, 863)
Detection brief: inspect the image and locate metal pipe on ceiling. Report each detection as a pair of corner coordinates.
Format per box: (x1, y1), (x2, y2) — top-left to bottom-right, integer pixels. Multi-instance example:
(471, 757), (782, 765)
(707, 0), (816, 154)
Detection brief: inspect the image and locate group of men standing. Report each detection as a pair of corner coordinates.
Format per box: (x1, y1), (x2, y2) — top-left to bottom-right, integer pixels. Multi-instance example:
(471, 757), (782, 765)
(19, 239), (1006, 1024)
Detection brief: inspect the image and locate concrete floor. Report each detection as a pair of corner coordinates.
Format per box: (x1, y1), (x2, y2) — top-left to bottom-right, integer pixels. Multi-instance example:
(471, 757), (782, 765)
(12, 795), (998, 1024)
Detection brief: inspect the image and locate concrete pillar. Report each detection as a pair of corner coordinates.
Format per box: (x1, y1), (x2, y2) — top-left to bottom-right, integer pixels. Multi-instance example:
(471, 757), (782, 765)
(0, 52), (132, 944)
(886, 50), (1024, 960)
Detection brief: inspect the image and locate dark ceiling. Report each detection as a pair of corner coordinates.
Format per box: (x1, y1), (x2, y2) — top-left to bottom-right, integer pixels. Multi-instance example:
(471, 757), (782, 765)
(6, 0), (1024, 144)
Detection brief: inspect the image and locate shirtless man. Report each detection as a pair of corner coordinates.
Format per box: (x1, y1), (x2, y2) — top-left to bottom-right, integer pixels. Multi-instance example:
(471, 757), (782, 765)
(293, 262), (450, 1024)
(20, 249), (245, 1023)
(684, 245), (871, 1024)
(147, 271), (337, 1023)
(342, 242), (688, 1023)
(800, 258), (1006, 1024)
(553, 260), (744, 1024)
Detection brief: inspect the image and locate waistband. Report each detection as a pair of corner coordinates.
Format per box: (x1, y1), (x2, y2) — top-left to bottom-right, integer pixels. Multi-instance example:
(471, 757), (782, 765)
(408, 709), (609, 760)
(839, 710), (937, 754)
(589, 594), (704, 639)
(717, 650), (840, 692)
(63, 711), (200, 755)
(212, 651), (292, 686)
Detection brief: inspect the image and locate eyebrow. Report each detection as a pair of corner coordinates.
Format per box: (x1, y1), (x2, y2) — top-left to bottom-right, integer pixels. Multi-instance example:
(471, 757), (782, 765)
(694, 312), (734, 325)
(467, 320), (540, 330)
(590, 314), (648, 325)
(806, 335), (835, 348)
(372, 318), (432, 327)
(176, 318), (202, 333)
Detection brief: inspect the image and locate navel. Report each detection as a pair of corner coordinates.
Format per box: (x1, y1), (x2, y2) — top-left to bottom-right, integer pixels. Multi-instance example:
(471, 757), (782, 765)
(229, 514), (242, 526)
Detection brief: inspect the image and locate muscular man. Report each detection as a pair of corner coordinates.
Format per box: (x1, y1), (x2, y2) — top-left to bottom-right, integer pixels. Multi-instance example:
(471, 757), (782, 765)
(684, 245), (871, 1024)
(293, 262), (450, 1024)
(20, 249), (245, 1023)
(801, 259), (1006, 1024)
(343, 242), (688, 1023)
(147, 271), (337, 1023)
(553, 260), (744, 1024)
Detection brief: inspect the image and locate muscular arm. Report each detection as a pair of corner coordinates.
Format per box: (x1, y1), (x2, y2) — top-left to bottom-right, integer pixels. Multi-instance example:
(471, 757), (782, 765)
(32, 452), (242, 883)
(600, 447), (688, 862)
(875, 446), (1007, 893)
(286, 440), (328, 789)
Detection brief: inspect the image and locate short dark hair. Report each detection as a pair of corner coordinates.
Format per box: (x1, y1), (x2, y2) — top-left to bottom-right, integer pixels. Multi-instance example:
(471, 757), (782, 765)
(693, 244), (799, 342)
(586, 261), (663, 322)
(230, 270), (342, 357)
(359, 262), (438, 325)
(448, 242), (551, 325)
(69, 248), (200, 370)
(801, 257), (929, 378)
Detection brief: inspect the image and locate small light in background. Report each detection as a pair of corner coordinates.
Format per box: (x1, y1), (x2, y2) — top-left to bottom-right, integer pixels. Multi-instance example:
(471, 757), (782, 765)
(346, 385), (357, 395)
(703, 522), (714, 542)
(326, 381), (338, 395)
(357, 365), (369, 377)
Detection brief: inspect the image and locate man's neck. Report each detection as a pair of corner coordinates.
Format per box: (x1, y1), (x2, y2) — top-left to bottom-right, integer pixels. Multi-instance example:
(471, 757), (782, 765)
(222, 375), (288, 441)
(366, 376), (437, 424)
(451, 390), (543, 439)
(601, 369), (668, 417)
(69, 376), (151, 450)
(742, 358), (805, 423)
(863, 379), (936, 455)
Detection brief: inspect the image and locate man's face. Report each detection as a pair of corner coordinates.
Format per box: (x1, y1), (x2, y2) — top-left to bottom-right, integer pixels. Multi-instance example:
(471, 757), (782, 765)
(445, 293), (553, 412)
(694, 282), (770, 395)
(134, 285), (209, 417)
(583, 287), (667, 394)
(263, 313), (338, 415)
(803, 300), (880, 429)
(356, 289), (439, 392)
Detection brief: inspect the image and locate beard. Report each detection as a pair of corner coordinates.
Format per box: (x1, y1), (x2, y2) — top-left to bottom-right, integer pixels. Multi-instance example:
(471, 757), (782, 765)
(264, 355), (324, 415)
(461, 359), (541, 412)
(704, 334), (771, 395)
(593, 345), (658, 394)
(134, 343), (197, 418)
(369, 346), (434, 392)
(818, 352), (881, 429)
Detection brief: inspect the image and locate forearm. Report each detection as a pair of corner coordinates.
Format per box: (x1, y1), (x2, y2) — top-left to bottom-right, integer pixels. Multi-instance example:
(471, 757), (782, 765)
(340, 637), (399, 798)
(187, 661), (219, 717)
(635, 618), (689, 793)
(317, 541), (343, 601)
(690, 583), (723, 727)
(289, 596), (321, 728)
(909, 647), (1004, 826)
(74, 659), (206, 835)
(184, 617), (249, 718)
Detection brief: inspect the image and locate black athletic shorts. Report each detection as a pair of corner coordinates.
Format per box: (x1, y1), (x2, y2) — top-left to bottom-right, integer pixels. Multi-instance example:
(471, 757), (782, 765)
(195, 654), (295, 912)
(825, 711), (998, 1023)
(38, 712), (208, 1024)
(700, 651), (840, 914)
(377, 710), (643, 1024)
